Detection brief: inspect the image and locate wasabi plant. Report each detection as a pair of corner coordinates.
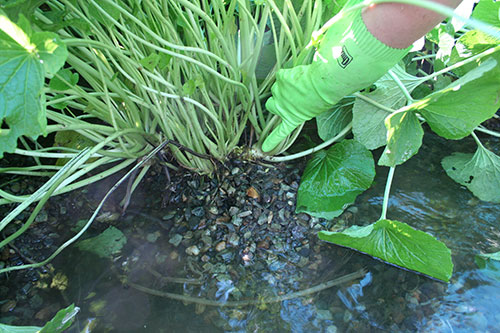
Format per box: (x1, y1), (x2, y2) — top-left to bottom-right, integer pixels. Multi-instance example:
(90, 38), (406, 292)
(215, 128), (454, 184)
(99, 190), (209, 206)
(0, 1), (332, 273)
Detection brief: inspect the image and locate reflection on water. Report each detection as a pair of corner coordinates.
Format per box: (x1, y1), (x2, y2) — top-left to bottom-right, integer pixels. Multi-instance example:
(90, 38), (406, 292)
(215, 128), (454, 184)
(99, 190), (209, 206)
(59, 135), (500, 332)
(420, 264), (500, 332)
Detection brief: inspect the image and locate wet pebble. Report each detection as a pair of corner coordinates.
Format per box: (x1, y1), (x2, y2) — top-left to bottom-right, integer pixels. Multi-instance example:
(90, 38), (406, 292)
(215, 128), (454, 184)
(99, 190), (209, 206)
(169, 234), (183, 247)
(10, 182), (21, 193)
(215, 241), (226, 252)
(34, 210), (48, 223)
(186, 245), (200, 256)
(1, 300), (16, 312)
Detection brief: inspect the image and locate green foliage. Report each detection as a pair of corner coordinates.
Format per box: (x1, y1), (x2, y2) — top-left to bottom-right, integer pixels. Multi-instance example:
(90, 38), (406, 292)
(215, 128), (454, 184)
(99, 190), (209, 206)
(475, 251), (500, 272)
(296, 140), (375, 219)
(471, 0), (500, 27)
(77, 226), (127, 258)
(291, 0), (500, 281)
(0, 304), (79, 333)
(378, 110), (423, 167)
(415, 57), (500, 140)
(352, 65), (422, 150)
(319, 219), (453, 282)
(442, 145), (500, 203)
(316, 99), (352, 141)
(0, 12), (67, 157)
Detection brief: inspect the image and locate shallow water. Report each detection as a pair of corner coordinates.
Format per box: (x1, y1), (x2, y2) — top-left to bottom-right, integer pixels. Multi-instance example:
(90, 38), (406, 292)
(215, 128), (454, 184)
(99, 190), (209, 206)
(9, 133), (500, 332)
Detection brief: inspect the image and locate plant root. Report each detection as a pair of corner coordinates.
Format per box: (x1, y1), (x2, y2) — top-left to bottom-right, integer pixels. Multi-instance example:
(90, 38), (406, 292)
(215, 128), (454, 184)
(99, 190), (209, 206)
(121, 269), (367, 307)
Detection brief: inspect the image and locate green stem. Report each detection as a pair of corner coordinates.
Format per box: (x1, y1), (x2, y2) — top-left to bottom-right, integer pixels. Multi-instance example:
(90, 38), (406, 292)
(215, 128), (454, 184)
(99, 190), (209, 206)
(412, 54), (437, 61)
(471, 131), (484, 149)
(0, 141), (169, 274)
(418, 45), (500, 84)
(475, 126), (500, 138)
(263, 122), (353, 162)
(380, 166), (396, 221)
(388, 69), (413, 104)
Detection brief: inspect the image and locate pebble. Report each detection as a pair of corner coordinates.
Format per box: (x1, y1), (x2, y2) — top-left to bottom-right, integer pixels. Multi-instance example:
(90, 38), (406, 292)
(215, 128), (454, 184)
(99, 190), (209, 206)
(326, 325), (337, 333)
(34, 210), (48, 223)
(1, 300), (16, 312)
(228, 234), (240, 247)
(169, 234), (183, 247)
(186, 245), (200, 256)
(237, 210), (252, 218)
(192, 207), (205, 217)
(215, 241), (226, 252)
(246, 187), (260, 199)
(10, 183), (21, 193)
(316, 309), (333, 321)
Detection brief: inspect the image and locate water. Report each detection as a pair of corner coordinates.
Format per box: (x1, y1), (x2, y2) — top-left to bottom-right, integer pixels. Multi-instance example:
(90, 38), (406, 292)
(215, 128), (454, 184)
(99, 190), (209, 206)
(11, 133), (499, 332)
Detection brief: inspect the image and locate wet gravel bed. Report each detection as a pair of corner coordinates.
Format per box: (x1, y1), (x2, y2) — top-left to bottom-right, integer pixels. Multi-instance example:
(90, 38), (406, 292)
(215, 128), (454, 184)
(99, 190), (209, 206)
(0, 157), (460, 332)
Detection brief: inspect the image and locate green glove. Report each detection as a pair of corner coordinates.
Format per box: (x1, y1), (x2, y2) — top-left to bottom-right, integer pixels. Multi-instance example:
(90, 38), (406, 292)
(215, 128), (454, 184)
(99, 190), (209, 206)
(262, 1), (411, 152)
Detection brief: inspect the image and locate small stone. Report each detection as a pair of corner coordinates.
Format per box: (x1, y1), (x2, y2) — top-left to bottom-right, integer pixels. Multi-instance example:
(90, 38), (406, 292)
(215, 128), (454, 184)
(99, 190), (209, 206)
(169, 234), (183, 247)
(192, 207), (205, 217)
(231, 167), (240, 175)
(243, 231), (252, 239)
(231, 216), (242, 227)
(257, 238), (270, 249)
(1, 300), (16, 312)
(347, 206), (358, 214)
(228, 234), (240, 247)
(201, 235), (212, 246)
(237, 210), (252, 218)
(257, 214), (267, 225)
(10, 183), (21, 193)
(186, 245), (200, 256)
(316, 309), (333, 321)
(246, 187), (260, 199)
(343, 310), (352, 323)
(215, 241), (226, 252)
(35, 210), (48, 223)
(297, 257), (309, 267)
(162, 211), (176, 220)
(229, 207), (239, 216)
(326, 326), (337, 333)
(392, 310), (405, 324)
(170, 251), (179, 260)
(201, 255), (210, 262)
(95, 211), (120, 223)
(146, 231), (161, 243)
(184, 231), (194, 239)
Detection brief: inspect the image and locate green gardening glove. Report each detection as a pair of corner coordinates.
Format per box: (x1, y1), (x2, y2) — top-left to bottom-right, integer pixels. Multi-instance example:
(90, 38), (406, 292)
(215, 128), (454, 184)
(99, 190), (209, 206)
(261, 0), (411, 152)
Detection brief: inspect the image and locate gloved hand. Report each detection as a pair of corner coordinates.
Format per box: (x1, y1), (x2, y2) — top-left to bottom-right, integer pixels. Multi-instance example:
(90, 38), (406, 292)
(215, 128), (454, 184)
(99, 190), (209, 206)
(261, 0), (411, 152)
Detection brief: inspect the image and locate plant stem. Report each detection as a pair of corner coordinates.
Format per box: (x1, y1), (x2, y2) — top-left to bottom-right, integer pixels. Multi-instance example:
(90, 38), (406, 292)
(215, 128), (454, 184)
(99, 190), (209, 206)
(124, 269), (367, 307)
(475, 126), (500, 138)
(471, 131), (484, 149)
(411, 54), (437, 61)
(0, 141), (169, 274)
(418, 45), (500, 84)
(380, 167), (396, 221)
(388, 69), (413, 104)
(263, 122), (353, 162)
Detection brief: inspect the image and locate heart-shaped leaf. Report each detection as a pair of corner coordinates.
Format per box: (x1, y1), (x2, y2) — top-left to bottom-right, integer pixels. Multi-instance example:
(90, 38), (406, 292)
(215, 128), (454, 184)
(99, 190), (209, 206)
(296, 139), (375, 219)
(442, 145), (500, 203)
(319, 219), (453, 282)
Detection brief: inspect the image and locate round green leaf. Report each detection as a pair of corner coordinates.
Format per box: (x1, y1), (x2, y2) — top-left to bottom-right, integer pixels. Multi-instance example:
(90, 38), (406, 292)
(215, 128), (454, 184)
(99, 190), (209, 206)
(296, 139), (375, 219)
(319, 219), (453, 282)
(442, 145), (500, 203)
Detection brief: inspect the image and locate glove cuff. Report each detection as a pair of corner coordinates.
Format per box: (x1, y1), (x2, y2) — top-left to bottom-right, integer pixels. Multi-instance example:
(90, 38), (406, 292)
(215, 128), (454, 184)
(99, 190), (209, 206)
(350, 8), (411, 62)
